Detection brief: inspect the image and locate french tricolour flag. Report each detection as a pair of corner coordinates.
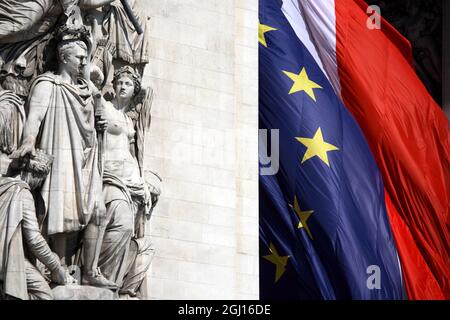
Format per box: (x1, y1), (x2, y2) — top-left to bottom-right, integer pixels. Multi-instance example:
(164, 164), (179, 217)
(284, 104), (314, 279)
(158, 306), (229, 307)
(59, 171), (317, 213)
(282, 0), (450, 299)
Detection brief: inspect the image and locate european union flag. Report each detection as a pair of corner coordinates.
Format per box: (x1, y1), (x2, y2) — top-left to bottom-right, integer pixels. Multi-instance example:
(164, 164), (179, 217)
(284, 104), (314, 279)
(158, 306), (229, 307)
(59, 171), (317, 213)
(259, 0), (404, 299)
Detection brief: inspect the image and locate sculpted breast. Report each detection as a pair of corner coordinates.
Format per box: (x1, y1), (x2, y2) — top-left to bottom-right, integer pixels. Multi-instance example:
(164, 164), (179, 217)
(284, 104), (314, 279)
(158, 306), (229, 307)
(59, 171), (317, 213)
(106, 118), (125, 135)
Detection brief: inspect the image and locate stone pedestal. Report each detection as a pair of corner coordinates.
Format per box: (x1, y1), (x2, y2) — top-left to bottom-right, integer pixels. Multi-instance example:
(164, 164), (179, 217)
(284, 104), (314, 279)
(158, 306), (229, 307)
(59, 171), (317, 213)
(52, 285), (117, 300)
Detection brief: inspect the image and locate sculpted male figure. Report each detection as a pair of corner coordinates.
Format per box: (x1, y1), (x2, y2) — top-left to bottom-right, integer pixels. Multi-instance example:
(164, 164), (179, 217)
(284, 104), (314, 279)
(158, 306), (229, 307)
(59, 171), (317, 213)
(0, 151), (76, 300)
(11, 29), (115, 288)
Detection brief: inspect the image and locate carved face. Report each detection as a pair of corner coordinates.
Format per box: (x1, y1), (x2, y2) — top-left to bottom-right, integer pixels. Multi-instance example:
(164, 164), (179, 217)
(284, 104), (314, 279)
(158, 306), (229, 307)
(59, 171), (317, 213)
(115, 75), (135, 101)
(61, 44), (87, 78)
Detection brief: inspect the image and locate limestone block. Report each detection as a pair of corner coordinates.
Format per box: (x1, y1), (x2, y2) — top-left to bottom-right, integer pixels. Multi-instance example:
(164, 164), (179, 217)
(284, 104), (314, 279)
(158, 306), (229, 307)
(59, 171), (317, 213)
(166, 198), (210, 224)
(202, 224), (236, 247)
(194, 87), (234, 112)
(237, 234), (258, 255)
(236, 44), (258, 68)
(150, 256), (179, 280)
(236, 273), (259, 295)
(236, 8), (258, 30)
(235, 24), (256, 49)
(202, 185), (236, 208)
(208, 205), (235, 227)
(236, 253), (259, 276)
(236, 0), (258, 12)
(236, 216), (258, 237)
(236, 197), (258, 218)
(237, 178), (258, 199)
(207, 245), (236, 267)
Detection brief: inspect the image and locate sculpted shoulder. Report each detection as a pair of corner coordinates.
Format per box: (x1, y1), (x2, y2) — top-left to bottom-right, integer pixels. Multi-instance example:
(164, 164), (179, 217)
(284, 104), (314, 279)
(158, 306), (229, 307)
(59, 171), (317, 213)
(29, 72), (82, 94)
(27, 73), (57, 110)
(29, 72), (59, 89)
(28, 77), (55, 97)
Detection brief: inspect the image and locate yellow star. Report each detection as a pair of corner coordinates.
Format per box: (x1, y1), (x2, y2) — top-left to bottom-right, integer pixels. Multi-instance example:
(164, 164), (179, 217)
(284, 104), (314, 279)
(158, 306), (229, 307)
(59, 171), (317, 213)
(296, 127), (339, 166)
(289, 196), (314, 240)
(263, 243), (289, 283)
(282, 67), (322, 101)
(259, 20), (277, 47)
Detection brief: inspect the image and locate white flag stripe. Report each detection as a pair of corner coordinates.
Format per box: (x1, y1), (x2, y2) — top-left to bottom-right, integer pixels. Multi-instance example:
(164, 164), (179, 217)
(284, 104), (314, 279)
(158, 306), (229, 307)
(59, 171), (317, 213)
(281, 0), (328, 78)
(295, 0), (341, 94)
(297, 0), (406, 288)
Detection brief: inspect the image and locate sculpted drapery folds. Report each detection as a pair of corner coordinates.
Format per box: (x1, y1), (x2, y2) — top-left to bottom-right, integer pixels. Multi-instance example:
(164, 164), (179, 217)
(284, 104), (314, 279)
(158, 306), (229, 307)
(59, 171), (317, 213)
(98, 65), (158, 296)
(0, 0), (158, 299)
(0, 1), (117, 44)
(12, 28), (118, 290)
(0, 90), (25, 156)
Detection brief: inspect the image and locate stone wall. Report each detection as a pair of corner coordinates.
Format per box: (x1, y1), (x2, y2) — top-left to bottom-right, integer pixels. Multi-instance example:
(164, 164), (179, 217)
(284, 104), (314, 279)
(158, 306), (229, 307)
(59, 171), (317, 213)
(138, 0), (258, 299)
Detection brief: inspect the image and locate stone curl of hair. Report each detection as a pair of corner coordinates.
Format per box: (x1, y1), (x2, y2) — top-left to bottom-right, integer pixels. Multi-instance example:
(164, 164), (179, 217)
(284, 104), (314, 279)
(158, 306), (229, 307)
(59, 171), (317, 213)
(112, 66), (142, 96)
(57, 40), (88, 62)
(21, 150), (54, 177)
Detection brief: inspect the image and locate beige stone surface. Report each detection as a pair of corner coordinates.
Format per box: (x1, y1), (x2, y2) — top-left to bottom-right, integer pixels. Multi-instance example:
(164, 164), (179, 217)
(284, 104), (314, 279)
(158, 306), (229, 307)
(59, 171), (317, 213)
(52, 285), (116, 300)
(138, 0), (258, 299)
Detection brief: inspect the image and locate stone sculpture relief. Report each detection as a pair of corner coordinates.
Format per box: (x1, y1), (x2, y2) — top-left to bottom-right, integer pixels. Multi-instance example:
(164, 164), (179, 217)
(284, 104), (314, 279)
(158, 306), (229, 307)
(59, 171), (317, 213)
(0, 0), (160, 300)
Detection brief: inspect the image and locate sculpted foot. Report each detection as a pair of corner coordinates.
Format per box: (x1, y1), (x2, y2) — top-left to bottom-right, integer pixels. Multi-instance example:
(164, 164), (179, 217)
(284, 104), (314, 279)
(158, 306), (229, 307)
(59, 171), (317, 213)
(82, 269), (118, 290)
(119, 289), (137, 297)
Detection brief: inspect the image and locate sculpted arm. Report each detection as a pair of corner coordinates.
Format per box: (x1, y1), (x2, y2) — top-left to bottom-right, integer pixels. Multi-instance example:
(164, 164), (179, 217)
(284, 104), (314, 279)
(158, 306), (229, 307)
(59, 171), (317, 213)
(11, 81), (52, 158)
(21, 191), (60, 273)
(21, 190), (74, 285)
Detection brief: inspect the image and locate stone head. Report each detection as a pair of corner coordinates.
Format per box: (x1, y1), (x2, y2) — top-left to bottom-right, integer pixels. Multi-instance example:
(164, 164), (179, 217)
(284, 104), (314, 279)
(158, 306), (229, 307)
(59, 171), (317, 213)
(113, 66), (141, 103)
(57, 40), (88, 78)
(18, 150), (54, 190)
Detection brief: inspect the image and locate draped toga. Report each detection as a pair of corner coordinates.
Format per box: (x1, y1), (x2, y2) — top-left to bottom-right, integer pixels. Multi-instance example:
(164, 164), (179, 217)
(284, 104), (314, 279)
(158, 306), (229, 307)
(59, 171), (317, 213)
(27, 73), (104, 235)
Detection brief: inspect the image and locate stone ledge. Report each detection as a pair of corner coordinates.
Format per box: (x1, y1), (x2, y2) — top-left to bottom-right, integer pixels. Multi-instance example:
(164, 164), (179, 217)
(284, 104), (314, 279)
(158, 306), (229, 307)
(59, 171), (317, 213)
(52, 285), (117, 300)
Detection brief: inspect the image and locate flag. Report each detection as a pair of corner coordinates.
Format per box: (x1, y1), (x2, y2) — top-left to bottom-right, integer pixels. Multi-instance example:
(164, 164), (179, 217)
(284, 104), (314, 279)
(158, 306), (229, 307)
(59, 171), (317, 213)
(297, 0), (450, 299)
(259, 0), (404, 299)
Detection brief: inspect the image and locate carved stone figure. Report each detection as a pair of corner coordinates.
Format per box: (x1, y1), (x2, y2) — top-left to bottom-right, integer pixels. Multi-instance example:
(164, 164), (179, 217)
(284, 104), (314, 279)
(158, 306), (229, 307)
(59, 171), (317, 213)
(0, 151), (76, 300)
(0, 1), (116, 44)
(0, 0), (159, 300)
(100, 0), (150, 65)
(0, 1), (117, 100)
(11, 26), (116, 289)
(85, 0), (150, 97)
(98, 66), (157, 297)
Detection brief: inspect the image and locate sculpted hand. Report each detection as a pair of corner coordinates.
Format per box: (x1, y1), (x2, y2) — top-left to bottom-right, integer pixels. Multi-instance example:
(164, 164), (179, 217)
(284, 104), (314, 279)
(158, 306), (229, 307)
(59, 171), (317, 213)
(90, 65), (105, 89)
(148, 184), (161, 210)
(10, 136), (36, 159)
(95, 115), (108, 132)
(51, 266), (78, 285)
(93, 92), (108, 132)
